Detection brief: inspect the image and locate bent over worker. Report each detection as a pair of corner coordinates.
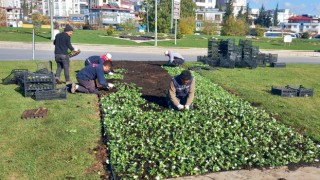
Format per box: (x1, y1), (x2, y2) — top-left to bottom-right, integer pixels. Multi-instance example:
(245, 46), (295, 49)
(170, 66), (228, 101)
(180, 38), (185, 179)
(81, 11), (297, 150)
(164, 50), (185, 66)
(167, 70), (195, 110)
(70, 61), (114, 94)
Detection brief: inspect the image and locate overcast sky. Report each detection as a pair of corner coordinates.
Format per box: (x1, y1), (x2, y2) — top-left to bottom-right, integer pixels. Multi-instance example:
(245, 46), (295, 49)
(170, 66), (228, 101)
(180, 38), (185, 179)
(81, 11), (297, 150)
(248, 0), (320, 15)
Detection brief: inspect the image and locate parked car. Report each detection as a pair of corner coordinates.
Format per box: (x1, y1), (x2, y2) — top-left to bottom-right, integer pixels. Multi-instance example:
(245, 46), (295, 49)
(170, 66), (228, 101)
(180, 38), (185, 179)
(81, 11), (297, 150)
(313, 34), (320, 39)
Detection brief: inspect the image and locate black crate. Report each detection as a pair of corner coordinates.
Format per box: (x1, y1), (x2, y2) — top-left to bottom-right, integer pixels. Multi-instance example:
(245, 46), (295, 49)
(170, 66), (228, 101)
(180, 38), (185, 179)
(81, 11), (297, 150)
(298, 89), (314, 97)
(35, 87), (67, 100)
(24, 82), (55, 91)
(2, 69), (28, 85)
(271, 62), (286, 68)
(286, 85), (313, 97)
(23, 72), (55, 83)
(271, 86), (297, 97)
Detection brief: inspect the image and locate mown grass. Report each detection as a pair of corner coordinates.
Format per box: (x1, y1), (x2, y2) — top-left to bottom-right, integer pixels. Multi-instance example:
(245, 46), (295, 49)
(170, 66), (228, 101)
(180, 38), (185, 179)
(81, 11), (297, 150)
(1, 27), (320, 50)
(0, 60), (103, 179)
(184, 62), (320, 141)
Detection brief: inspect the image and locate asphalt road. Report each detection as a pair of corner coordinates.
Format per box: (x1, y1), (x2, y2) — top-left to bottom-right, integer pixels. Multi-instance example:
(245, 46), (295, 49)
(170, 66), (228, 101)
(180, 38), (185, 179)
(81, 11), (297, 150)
(1, 41), (320, 63)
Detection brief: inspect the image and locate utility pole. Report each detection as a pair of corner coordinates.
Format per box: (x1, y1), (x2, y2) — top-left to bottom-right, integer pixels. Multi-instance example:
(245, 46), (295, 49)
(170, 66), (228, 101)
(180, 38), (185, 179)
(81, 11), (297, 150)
(155, 0), (157, 46)
(170, 0), (173, 34)
(49, 0), (54, 40)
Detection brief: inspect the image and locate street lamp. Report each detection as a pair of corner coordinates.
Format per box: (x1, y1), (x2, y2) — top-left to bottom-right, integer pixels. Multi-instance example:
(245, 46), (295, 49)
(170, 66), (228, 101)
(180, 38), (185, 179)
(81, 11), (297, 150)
(155, 0), (157, 46)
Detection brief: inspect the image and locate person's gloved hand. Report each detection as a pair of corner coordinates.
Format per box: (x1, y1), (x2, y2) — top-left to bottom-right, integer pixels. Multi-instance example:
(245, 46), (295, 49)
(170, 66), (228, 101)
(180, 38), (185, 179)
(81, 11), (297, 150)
(177, 104), (184, 110)
(107, 83), (115, 88)
(185, 105), (190, 110)
(108, 71), (114, 75)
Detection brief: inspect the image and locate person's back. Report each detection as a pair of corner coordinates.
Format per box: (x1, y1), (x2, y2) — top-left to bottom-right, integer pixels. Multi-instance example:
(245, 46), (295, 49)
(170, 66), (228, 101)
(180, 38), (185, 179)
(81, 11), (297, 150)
(85, 55), (104, 66)
(54, 32), (72, 55)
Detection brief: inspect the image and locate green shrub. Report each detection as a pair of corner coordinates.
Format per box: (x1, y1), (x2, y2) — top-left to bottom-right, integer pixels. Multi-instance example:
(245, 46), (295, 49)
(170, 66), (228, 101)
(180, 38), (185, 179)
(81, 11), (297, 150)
(301, 32), (310, 39)
(106, 25), (114, 36)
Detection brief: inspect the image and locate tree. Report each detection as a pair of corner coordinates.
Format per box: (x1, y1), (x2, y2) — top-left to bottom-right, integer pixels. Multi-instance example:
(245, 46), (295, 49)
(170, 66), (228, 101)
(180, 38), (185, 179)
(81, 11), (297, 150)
(237, 7), (245, 19)
(121, 18), (136, 33)
(200, 20), (219, 35)
(244, 3), (251, 25)
(140, 0), (196, 33)
(179, 16), (195, 34)
(223, 0), (234, 22)
(273, 3), (279, 26)
(254, 5), (272, 28)
(0, 8), (7, 27)
(221, 16), (248, 36)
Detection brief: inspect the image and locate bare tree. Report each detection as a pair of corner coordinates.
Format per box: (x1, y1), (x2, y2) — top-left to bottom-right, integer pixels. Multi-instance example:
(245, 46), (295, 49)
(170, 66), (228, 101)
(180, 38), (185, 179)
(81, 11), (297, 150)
(0, 8), (7, 27)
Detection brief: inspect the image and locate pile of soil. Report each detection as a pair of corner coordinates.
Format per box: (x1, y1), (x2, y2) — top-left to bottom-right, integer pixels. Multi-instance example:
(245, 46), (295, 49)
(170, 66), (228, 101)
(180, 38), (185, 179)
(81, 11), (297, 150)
(108, 61), (172, 109)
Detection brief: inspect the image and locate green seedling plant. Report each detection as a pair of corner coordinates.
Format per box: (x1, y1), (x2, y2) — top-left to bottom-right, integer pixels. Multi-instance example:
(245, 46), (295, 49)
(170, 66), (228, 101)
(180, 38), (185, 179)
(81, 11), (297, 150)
(99, 66), (320, 179)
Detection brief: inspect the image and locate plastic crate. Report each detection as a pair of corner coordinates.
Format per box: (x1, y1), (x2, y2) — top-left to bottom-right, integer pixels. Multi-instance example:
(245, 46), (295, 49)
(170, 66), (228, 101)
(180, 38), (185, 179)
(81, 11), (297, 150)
(286, 85), (313, 97)
(271, 62), (286, 68)
(2, 69), (28, 84)
(298, 89), (314, 97)
(24, 82), (55, 91)
(23, 72), (55, 83)
(35, 87), (67, 100)
(271, 86), (297, 97)
(36, 61), (52, 74)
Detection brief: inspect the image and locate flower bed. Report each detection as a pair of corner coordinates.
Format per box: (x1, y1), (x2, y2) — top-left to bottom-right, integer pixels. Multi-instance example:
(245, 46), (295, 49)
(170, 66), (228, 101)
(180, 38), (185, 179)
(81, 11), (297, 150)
(100, 66), (320, 179)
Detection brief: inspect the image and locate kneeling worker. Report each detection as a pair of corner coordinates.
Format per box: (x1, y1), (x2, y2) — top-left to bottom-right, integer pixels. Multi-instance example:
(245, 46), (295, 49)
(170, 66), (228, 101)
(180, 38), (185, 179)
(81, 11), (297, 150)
(84, 53), (113, 75)
(167, 70), (195, 110)
(70, 61), (114, 94)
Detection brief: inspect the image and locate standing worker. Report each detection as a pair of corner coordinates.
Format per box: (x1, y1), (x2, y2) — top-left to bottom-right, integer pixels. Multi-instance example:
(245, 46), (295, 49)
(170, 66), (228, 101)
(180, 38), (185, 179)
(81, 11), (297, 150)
(164, 50), (185, 66)
(70, 61), (114, 94)
(167, 70), (195, 110)
(54, 24), (76, 84)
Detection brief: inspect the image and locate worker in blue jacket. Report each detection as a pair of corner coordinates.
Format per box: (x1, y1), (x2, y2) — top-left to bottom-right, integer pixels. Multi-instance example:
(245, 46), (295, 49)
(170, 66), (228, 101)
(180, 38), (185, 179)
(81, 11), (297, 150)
(84, 53), (114, 75)
(70, 61), (114, 94)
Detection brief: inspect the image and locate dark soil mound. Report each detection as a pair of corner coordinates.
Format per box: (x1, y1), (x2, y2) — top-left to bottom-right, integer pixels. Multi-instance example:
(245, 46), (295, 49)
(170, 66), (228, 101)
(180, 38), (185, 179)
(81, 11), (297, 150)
(112, 61), (172, 108)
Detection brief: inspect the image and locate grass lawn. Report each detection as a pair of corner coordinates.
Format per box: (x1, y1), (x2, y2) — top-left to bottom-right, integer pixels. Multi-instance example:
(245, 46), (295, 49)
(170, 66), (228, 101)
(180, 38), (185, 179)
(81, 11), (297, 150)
(0, 60), (103, 179)
(1, 27), (320, 50)
(185, 62), (320, 142)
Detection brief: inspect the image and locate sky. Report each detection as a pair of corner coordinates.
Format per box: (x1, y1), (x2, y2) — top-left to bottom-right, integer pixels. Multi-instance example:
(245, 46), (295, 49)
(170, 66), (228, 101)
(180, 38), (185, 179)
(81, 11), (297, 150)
(248, 0), (320, 15)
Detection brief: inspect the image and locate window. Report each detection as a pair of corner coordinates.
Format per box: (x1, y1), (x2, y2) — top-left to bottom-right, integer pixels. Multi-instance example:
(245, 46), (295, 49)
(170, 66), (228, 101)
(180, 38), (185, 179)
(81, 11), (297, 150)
(197, 14), (204, 21)
(215, 14), (220, 21)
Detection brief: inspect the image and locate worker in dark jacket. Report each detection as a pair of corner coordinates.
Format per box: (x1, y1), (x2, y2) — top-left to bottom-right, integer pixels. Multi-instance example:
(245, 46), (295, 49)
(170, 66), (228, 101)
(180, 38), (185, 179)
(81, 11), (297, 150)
(70, 61), (114, 94)
(84, 53), (112, 66)
(54, 24), (75, 84)
(167, 70), (195, 110)
(84, 53), (114, 75)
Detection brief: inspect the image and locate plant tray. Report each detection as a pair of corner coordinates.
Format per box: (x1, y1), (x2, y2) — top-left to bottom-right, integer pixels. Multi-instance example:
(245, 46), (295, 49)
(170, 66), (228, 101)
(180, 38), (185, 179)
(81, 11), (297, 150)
(271, 86), (297, 97)
(23, 72), (55, 83)
(271, 62), (286, 68)
(35, 87), (67, 100)
(285, 85), (314, 97)
(21, 107), (48, 119)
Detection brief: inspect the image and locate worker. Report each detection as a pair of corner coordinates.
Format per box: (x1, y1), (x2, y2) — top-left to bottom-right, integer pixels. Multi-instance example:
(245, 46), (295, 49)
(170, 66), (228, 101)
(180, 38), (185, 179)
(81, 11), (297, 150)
(84, 53), (113, 75)
(54, 24), (75, 84)
(167, 70), (195, 110)
(70, 61), (114, 94)
(164, 50), (185, 66)
(84, 53), (112, 66)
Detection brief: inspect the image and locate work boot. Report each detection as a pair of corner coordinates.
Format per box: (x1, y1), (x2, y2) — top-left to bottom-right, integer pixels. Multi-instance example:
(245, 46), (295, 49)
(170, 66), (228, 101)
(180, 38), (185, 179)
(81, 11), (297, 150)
(55, 78), (63, 84)
(71, 83), (77, 94)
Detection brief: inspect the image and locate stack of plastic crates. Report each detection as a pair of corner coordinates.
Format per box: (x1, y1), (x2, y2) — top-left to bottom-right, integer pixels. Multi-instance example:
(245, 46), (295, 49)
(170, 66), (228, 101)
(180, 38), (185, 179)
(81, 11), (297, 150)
(21, 72), (56, 97)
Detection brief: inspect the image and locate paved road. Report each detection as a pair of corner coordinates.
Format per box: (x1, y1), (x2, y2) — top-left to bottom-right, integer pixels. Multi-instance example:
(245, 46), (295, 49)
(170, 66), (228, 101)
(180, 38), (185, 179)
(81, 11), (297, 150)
(1, 41), (320, 63)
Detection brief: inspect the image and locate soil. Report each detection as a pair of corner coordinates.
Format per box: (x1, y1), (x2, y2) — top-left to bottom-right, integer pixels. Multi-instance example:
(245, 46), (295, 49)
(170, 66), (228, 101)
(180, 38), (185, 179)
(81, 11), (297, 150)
(88, 61), (320, 179)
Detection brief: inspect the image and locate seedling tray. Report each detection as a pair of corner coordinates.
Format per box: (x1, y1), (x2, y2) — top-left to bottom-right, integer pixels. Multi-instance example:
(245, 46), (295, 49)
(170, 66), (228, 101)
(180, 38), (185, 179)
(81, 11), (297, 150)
(21, 107), (48, 119)
(271, 86), (297, 97)
(35, 87), (67, 100)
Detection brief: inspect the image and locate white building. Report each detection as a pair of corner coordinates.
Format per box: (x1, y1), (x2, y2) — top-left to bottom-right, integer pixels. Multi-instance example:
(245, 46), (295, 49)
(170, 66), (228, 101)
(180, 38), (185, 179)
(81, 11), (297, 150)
(41, 0), (80, 17)
(0, 0), (21, 8)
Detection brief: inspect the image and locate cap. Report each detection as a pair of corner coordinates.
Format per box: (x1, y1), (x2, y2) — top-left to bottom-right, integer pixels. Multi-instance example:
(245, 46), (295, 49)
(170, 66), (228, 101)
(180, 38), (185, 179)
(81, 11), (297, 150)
(180, 70), (192, 80)
(164, 50), (169, 55)
(64, 24), (73, 32)
(101, 53), (112, 62)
